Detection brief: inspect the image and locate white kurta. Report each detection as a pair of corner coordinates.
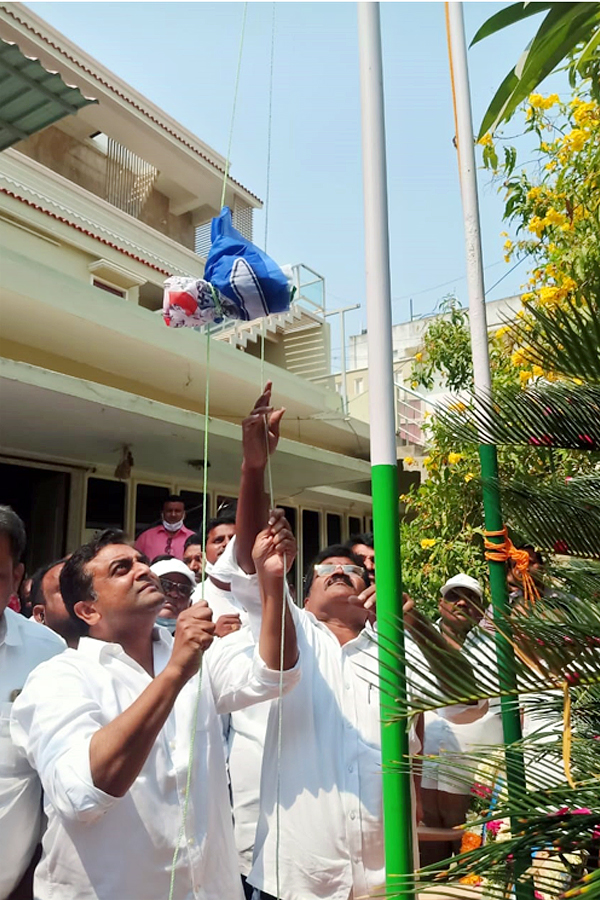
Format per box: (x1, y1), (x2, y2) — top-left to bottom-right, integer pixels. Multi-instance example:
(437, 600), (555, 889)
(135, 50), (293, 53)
(10, 626), (300, 900)
(0, 610), (64, 898)
(213, 539), (419, 900)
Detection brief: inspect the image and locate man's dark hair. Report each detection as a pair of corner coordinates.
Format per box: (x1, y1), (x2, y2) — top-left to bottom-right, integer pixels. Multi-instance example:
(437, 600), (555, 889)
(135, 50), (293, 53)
(304, 544), (369, 599)
(60, 529), (130, 631)
(184, 533), (203, 551)
(30, 557), (69, 609)
(347, 532), (374, 550)
(163, 494), (184, 507)
(205, 512), (236, 546)
(0, 505), (26, 565)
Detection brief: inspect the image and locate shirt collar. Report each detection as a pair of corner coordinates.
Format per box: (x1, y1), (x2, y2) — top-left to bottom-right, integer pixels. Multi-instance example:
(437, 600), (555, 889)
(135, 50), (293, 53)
(1, 608), (23, 647)
(78, 626), (172, 662)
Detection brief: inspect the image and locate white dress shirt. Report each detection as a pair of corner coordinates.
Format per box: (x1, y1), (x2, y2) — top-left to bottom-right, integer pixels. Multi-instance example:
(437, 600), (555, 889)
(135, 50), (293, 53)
(10, 625), (300, 900)
(0, 609), (65, 898)
(215, 538), (421, 899)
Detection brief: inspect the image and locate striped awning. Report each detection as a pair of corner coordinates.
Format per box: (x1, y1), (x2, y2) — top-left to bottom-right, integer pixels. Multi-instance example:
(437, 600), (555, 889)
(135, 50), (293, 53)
(0, 37), (96, 151)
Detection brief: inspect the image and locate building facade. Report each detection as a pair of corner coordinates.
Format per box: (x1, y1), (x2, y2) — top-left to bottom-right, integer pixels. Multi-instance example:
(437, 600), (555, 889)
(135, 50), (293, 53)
(0, 5), (372, 591)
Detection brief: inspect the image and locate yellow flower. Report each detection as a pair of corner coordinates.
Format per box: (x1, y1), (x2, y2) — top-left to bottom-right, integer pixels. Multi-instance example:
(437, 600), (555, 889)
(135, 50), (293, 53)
(511, 347), (530, 366)
(545, 160), (557, 172)
(478, 132), (493, 147)
(415, 352), (423, 362)
(411, 380), (418, 389)
(564, 128), (587, 152)
(528, 93), (545, 109)
(521, 292), (535, 305)
(526, 185), (543, 201)
(532, 365), (544, 378)
(520, 370), (533, 385)
(464, 473), (474, 483)
(496, 325), (510, 339)
(528, 215), (546, 238)
(420, 538), (436, 550)
(423, 456), (432, 468)
(539, 286), (561, 306)
(447, 452), (463, 465)
(403, 456), (415, 466)
(545, 207), (567, 228)
(448, 401), (467, 413)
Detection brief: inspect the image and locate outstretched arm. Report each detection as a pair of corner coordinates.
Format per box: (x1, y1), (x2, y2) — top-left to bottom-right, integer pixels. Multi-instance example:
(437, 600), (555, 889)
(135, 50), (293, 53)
(253, 510), (298, 670)
(236, 381), (285, 574)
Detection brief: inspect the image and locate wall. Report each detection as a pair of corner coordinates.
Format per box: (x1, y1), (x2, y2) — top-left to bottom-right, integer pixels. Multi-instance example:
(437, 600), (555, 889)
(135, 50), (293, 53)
(14, 127), (194, 249)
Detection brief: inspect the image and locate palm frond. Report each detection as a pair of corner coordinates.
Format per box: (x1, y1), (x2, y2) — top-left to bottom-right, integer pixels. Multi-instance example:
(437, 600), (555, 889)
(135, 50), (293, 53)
(501, 477), (600, 559)
(441, 382), (600, 450)
(509, 294), (600, 385)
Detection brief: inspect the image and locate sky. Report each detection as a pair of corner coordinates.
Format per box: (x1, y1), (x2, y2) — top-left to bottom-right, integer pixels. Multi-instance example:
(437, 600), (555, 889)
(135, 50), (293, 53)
(25, 1), (563, 368)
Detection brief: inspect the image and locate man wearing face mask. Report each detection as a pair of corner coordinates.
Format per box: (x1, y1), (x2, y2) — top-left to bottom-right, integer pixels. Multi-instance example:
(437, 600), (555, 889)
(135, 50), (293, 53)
(135, 495), (194, 562)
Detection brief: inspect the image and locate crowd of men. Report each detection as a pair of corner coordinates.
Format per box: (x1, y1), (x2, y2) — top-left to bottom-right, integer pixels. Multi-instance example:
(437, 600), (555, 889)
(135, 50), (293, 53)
(1, 383), (537, 900)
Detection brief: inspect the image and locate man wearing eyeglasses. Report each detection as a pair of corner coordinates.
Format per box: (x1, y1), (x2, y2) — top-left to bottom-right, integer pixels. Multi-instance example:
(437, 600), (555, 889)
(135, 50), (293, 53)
(149, 558), (196, 635)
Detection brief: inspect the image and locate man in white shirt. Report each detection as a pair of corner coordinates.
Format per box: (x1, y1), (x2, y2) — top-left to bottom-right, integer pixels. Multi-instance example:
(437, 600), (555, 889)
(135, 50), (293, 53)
(192, 510), (244, 636)
(0, 506), (65, 900)
(11, 518), (299, 900)
(216, 382), (453, 900)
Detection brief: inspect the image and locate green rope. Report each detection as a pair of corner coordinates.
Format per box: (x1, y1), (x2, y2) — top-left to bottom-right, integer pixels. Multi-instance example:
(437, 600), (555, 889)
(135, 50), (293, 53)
(264, 2), (276, 252)
(220, 2), (248, 212)
(167, 327), (211, 900)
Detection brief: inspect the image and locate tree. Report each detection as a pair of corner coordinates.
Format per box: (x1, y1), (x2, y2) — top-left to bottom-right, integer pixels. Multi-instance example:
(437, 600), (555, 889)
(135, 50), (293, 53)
(472, 2), (600, 138)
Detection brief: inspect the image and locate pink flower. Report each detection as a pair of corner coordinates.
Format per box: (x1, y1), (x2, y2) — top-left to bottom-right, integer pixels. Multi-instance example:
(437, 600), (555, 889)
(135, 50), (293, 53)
(486, 820), (502, 836)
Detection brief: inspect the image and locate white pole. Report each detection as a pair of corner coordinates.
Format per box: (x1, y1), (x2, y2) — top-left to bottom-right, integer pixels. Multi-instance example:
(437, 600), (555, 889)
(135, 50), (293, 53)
(358, 3), (414, 889)
(358, 1), (397, 467)
(446, 2), (491, 397)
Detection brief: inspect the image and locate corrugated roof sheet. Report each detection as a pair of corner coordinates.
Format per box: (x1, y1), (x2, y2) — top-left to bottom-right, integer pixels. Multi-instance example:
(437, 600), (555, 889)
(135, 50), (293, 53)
(0, 37), (96, 151)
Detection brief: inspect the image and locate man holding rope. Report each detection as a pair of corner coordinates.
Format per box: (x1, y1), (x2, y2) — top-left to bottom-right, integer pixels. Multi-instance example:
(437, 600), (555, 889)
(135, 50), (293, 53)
(9, 508), (299, 899)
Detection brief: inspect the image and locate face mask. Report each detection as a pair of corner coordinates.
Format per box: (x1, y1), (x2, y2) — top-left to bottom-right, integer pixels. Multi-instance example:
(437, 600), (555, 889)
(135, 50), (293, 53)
(156, 616), (177, 634)
(162, 518), (184, 533)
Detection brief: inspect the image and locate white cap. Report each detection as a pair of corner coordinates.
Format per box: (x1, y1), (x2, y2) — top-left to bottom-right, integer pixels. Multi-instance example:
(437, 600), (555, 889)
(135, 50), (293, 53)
(440, 573), (484, 600)
(150, 558), (196, 587)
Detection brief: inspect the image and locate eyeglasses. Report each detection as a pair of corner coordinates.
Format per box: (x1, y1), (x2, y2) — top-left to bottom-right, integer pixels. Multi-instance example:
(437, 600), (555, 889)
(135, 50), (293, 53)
(444, 590), (480, 605)
(159, 577), (193, 599)
(313, 564), (365, 578)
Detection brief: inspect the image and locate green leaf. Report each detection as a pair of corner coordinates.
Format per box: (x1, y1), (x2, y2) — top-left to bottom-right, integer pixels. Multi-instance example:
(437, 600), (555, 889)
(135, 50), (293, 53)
(477, 3), (600, 138)
(470, 1), (554, 47)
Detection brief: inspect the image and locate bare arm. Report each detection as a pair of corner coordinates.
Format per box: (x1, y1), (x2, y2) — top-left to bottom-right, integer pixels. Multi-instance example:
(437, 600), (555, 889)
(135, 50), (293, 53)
(89, 603), (215, 796)
(253, 511), (298, 670)
(236, 382), (285, 574)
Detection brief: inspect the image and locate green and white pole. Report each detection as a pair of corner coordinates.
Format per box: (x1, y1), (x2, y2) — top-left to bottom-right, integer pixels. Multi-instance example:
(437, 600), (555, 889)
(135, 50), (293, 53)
(447, 5), (531, 898)
(358, 4), (413, 897)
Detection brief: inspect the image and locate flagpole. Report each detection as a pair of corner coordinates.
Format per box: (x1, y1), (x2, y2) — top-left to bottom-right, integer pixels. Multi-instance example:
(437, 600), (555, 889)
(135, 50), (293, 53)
(357, 4), (414, 897)
(446, 5), (531, 898)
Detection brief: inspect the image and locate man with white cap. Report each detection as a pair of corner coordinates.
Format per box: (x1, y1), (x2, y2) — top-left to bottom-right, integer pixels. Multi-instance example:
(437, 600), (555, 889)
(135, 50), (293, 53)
(149, 558), (196, 635)
(419, 573), (502, 865)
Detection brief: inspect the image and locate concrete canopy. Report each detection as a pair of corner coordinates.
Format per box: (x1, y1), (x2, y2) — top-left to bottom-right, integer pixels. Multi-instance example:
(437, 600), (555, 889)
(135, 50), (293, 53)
(0, 37), (96, 151)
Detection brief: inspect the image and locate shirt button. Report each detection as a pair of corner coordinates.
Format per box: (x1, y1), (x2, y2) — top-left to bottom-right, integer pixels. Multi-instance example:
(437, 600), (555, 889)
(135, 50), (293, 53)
(188, 837), (194, 846)
(170, 740), (176, 750)
(348, 765), (354, 773)
(350, 810), (356, 820)
(345, 682), (351, 690)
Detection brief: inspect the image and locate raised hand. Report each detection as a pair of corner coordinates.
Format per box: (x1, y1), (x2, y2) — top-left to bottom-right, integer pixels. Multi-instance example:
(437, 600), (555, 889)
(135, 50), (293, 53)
(242, 381), (285, 470)
(167, 601), (215, 685)
(252, 509), (297, 579)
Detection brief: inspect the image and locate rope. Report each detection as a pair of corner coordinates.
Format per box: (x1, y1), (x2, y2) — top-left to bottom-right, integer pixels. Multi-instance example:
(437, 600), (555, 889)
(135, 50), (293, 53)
(263, 415), (286, 900)
(444, 1), (461, 152)
(167, 328), (211, 900)
(483, 527), (541, 609)
(220, 2), (248, 211)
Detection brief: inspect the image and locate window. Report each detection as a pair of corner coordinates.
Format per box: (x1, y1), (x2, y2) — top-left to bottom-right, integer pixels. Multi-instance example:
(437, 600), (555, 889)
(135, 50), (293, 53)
(135, 484), (170, 538)
(354, 377), (364, 396)
(348, 516), (362, 538)
(178, 490), (206, 533)
(86, 477), (126, 532)
(216, 495), (236, 516)
(92, 278), (126, 299)
(326, 513), (342, 546)
(302, 510), (321, 578)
